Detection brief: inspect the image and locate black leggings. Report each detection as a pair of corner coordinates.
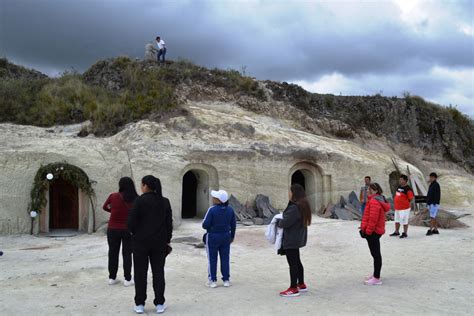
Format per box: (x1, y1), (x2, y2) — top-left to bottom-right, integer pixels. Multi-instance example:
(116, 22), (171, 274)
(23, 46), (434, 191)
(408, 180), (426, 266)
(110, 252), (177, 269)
(285, 248), (304, 288)
(366, 234), (382, 279)
(107, 229), (132, 281)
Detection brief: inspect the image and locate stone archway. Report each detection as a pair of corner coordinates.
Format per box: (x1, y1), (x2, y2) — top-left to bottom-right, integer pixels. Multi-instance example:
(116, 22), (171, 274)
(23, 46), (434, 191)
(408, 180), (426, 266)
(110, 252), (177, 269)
(32, 162), (94, 234)
(180, 163), (219, 218)
(289, 162), (325, 213)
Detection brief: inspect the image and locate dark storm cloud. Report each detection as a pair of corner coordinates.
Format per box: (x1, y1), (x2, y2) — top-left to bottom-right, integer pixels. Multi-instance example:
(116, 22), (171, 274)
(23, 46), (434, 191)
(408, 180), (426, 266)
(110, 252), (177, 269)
(1, 0), (472, 78)
(0, 0), (472, 114)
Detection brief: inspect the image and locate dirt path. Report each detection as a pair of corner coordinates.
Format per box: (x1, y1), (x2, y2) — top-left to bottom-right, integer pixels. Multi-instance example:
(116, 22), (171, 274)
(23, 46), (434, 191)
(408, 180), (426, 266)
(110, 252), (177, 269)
(1, 215), (473, 315)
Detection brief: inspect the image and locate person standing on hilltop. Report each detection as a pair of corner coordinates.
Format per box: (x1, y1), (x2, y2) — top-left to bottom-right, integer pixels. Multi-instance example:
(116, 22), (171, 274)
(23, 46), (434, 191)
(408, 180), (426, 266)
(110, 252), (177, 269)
(389, 174), (414, 239)
(359, 176), (371, 216)
(360, 183), (391, 285)
(156, 36), (166, 64)
(103, 177), (138, 287)
(426, 172), (441, 236)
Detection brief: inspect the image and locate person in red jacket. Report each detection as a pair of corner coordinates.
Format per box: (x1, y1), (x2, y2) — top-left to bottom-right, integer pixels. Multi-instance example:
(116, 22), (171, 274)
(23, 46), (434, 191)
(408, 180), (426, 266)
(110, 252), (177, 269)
(360, 183), (391, 286)
(390, 174), (414, 239)
(103, 177), (138, 286)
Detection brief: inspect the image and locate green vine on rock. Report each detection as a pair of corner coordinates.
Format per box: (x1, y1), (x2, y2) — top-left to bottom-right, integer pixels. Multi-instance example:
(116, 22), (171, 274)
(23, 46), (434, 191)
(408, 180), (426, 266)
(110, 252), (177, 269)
(29, 162), (95, 214)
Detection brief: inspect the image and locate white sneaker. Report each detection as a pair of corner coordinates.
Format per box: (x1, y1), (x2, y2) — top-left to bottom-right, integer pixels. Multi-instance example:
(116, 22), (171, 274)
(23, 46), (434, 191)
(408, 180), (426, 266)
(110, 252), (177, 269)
(124, 279), (135, 287)
(134, 305), (145, 314)
(206, 280), (217, 288)
(156, 304), (167, 314)
(108, 278), (120, 285)
(223, 280), (231, 287)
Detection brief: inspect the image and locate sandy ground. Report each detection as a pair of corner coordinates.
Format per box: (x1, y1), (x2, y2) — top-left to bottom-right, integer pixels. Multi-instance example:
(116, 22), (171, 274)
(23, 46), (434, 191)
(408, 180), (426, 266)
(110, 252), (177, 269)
(1, 215), (473, 316)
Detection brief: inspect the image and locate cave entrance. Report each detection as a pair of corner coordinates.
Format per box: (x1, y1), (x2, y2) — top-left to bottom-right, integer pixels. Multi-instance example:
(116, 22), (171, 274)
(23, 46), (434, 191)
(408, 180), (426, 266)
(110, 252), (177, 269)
(291, 170), (306, 190)
(389, 171), (401, 197)
(181, 169), (211, 219)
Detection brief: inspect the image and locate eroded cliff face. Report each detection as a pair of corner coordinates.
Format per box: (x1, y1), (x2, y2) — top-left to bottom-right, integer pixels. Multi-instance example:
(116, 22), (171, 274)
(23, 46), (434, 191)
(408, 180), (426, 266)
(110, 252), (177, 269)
(0, 100), (472, 234)
(82, 58), (473, 172)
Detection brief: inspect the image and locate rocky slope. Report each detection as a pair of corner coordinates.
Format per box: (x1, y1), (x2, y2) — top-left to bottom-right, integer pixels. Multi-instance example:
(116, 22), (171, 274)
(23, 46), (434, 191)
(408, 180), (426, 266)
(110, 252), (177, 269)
(1, 57), (473, 172)
(0, 58), (47, 80)
(82, 58), (474, 173)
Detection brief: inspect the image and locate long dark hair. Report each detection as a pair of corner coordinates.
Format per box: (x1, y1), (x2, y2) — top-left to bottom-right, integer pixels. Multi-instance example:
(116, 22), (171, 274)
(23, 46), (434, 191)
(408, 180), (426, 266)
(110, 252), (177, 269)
(142, 175), (157, 191)
(118, 177), (138, 203)
(154, 177), (163, 199)
(369, 182), (383, 195)
(141, 175), (163, 198)
(290, 183), (312, 227)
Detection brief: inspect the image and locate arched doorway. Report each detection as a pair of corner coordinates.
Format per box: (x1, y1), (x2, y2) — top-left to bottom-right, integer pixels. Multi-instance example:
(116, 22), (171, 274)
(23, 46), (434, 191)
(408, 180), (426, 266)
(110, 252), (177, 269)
(181, 171), (198, 218)
(180, 164), (219, 219)
(49, 178), (79, 229)
(289, 162), (324, 213)
(291, 170), (306, 190)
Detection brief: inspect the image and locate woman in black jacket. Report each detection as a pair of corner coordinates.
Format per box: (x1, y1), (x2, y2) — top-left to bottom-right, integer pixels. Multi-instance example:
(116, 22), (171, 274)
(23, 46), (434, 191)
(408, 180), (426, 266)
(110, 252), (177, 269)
(128, 175), (173, 314)
(277, 183), (312, 297)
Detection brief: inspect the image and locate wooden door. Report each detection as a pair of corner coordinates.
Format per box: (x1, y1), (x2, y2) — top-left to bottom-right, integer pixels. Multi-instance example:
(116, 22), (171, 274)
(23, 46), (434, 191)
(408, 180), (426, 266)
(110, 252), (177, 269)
(49, 178), (79, 229)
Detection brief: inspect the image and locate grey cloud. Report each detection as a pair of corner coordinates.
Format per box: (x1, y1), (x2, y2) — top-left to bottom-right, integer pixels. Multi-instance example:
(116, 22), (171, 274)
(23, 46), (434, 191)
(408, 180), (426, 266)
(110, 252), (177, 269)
(0, 0), (472, 114)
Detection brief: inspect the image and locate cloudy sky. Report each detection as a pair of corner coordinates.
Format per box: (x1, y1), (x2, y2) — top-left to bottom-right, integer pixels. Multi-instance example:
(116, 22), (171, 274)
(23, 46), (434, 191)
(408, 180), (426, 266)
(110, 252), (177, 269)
(1, 0), (473, 116)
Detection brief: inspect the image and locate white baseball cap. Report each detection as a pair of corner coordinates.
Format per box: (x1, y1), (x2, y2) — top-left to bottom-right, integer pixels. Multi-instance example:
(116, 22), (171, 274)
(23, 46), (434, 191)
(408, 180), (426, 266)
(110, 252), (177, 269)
(211, 190), (229, 203)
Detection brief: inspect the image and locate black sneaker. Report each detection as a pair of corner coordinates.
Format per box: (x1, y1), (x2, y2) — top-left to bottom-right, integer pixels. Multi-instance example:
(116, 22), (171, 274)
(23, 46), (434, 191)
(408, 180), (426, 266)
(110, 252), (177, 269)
(432, 229), (439, 234)
(400, 233), (408, 239)
(426, 229), (433, 236)
(389, 232), (400, 237)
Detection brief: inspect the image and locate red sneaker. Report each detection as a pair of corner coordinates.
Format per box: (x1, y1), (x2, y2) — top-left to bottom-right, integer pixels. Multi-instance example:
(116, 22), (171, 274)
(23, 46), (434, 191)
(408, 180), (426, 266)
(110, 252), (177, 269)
(279, 287), (300, 297)
(298, 283), (308, 292)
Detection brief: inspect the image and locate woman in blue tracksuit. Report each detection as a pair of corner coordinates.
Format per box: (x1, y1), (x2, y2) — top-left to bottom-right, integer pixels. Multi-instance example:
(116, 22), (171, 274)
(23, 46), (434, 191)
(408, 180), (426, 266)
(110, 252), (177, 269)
(202, 190), (236, 288)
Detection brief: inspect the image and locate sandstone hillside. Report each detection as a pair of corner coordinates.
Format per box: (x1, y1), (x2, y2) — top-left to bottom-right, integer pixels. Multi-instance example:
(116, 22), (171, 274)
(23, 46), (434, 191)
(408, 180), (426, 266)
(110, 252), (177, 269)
(1, 57), (472, 172)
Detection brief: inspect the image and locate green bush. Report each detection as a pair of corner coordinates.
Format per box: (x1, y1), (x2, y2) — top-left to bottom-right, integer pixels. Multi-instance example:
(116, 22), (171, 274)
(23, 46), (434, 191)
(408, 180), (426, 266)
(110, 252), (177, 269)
(0, 58), (178, 135)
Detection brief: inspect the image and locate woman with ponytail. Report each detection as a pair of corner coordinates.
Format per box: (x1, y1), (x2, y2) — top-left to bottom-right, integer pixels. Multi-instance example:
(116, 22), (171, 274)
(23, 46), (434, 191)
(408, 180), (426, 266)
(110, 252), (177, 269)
(128, 175), (173, 314)
(360, 182), (390, 286)
(103, 177), (138, 287)
(277, 183), (312, 297)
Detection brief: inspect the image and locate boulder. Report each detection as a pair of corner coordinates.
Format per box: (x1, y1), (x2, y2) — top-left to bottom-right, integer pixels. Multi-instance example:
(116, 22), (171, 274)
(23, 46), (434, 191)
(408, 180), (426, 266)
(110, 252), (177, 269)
(319, 203), (335, 218)
(339, 196), (347, 208)
(241, 219), (254, 226)
(409, 209), (469, 229)
(252, 217), (265, 225)
(348, 191), (361, 211)
(255, 194), (279, 219)
(229, 195), (252, 221)
(334, 207), (352, 220)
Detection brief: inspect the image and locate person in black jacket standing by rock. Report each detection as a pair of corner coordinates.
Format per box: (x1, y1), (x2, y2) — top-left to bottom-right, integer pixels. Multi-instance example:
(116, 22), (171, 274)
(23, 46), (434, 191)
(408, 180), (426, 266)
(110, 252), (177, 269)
(426, 172), (441, 236)
(277, 183), (312, 297)
(128, 175), (173, 314)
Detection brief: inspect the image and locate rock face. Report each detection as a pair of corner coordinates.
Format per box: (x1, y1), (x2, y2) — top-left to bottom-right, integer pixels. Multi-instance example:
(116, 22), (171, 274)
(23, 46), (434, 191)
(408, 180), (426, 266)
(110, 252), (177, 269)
(144, 43), (156, 61)
(264, 81), (474, 171)
(1, 100), (473, 235)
